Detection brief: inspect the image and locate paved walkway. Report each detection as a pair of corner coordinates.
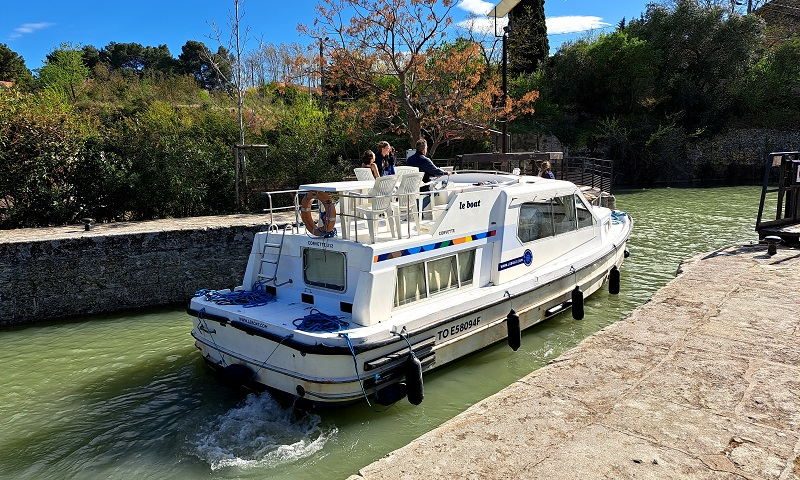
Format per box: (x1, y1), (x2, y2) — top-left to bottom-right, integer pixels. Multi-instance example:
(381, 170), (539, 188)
(352, 245), (800, 480)
(0, 213), (296, 244)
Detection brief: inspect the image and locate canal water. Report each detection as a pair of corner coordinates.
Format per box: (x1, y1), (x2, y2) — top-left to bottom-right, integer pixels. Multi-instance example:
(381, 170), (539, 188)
(0, 187), (761, 480)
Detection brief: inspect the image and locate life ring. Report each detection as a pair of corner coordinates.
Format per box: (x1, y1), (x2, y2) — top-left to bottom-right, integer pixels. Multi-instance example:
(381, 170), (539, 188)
(300, 191), (337, 237)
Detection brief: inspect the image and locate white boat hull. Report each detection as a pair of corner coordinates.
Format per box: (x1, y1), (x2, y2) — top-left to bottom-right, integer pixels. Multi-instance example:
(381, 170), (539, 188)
(191, 232), (629, 404)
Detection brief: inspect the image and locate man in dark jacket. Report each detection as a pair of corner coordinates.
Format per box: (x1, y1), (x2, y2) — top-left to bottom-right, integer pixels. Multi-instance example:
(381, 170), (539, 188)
(406, 138), (449, 211)
(406, 138), (448, 185)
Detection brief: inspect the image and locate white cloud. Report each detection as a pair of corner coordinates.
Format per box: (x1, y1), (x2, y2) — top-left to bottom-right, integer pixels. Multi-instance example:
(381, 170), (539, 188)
(457, 0), (494, 16)
(457, 17), (507, 36)
(546, 16), (610, 35)
(9, 22), (54, 39)
(457, 15), (610, 36)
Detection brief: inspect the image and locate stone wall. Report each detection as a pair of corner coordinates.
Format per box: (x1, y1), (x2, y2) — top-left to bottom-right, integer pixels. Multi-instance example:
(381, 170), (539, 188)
(0, 215), (278, 327)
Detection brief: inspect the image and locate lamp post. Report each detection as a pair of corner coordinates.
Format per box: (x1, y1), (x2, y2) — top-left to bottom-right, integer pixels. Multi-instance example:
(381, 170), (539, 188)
(501, 25), (509, 154)
(489, 0), (521, 154)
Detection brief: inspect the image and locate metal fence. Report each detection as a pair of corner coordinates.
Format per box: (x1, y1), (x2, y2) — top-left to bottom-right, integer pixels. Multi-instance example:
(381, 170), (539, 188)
(447, 153), (615, 193)
(553, 157), (615, 194)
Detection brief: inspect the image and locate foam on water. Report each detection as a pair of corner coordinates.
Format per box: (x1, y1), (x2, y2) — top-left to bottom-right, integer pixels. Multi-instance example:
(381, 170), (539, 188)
(191, 392), (336, 471)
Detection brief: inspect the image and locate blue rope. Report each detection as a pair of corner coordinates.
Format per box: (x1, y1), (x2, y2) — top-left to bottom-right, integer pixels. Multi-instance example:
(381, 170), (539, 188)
(341, 332), (372, 407)
(292, 309), (349, 332)
(611, 210), (628, 225)
(194, 287), (275, 308)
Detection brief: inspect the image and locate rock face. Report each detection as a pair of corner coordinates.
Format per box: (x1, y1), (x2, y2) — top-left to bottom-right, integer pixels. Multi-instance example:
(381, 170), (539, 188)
(0, 215), (284, 327)
(352, 245), (800, 480)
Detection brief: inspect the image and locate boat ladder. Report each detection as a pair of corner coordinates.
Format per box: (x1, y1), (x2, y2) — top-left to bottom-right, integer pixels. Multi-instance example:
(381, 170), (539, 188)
(257, 225), (291, 287)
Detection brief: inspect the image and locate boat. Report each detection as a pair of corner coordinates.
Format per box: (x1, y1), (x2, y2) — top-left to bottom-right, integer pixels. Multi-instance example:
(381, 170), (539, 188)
(188, 170), (633, 406)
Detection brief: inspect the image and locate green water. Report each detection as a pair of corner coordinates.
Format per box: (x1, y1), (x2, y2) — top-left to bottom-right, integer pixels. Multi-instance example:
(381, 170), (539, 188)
(0, 187), (761, 480)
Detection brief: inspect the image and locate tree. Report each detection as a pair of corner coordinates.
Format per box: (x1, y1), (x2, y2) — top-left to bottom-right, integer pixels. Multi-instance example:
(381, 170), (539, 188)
(207, 0), (249, 146)
(81, 45), (101, 71)
(328, 38), (538, 155)
(0, 43), (32, 86)
(508, 0), (549, 75)
(627, 0), (763, 129)
(98, 42), (177, 75)
(418, 41), (538, 154)
(304, 0), (457, 146)
(38, 45), (89, 100)
(307, 0), (535, 153)
(178, 40), (232, 90)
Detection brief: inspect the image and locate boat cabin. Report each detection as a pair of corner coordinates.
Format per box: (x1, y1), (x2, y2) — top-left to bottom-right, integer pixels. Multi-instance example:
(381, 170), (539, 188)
(238, 172), (616, 328)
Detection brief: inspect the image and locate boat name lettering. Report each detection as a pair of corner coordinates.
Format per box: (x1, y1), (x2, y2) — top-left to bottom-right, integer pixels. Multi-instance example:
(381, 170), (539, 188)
(438, 228), (456, 236)
(436, 317), (481, 341)
(459, 200), (481, 210)
(307, 240), (335, 249)
(238, 317), (270, 330)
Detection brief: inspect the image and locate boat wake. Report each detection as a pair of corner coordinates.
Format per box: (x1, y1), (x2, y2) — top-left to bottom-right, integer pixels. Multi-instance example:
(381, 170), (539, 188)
(190, 392), (336, 471)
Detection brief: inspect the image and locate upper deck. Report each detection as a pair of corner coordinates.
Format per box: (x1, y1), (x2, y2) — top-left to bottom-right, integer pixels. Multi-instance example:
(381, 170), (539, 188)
(263, 171), (579, 250)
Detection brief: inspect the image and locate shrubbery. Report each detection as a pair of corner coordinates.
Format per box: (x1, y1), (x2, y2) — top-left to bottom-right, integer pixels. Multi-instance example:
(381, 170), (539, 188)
(515, 1), (800, 185)
(0, 65), (351, 228)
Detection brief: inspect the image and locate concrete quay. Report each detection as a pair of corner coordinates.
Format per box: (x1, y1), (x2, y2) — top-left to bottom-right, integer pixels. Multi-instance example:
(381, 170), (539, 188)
(353, 245), (800, 480)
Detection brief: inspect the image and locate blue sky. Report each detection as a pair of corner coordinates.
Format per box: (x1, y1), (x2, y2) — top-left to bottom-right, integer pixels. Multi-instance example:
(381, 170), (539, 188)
(2, 0), (651, 69)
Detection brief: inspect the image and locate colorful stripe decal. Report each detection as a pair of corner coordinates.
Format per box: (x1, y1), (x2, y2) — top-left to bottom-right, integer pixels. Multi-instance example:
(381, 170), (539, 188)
(373, 230), (497, 263)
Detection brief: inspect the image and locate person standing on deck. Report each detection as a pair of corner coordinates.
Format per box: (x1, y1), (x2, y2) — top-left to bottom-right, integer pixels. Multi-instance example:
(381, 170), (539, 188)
(539, 160), (555, 180)
(406, 138), (449, 211)
(375, 141), (396, 176)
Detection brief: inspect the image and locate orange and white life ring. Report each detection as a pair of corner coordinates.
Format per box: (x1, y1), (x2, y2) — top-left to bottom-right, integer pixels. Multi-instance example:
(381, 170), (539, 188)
(300, 191), (337, 237)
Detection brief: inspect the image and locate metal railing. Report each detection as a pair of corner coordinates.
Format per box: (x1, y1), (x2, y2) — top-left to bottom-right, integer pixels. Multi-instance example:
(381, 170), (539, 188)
(554, 157), (615, 194)
(446, 153), (615, 193)
(257, 180), (508, 244)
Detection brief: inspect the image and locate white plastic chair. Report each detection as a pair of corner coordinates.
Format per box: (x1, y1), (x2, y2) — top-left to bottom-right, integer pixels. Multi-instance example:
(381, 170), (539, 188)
(391, 172), (424, 237)
(395, 166), (419, 178)
(355, 175), (398, 243)
(442, 166), (455, 173)
(354, 168), (375, 181)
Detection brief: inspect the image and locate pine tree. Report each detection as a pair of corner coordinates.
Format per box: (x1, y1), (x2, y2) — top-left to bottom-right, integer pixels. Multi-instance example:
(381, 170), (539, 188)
(508, 0), (549, 75)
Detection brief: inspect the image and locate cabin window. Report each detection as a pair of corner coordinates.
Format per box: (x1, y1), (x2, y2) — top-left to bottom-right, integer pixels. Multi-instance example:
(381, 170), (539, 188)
(427, 255), (459, 296)
(396, 262), (427, 306)
(458, 250), (475, 286)
(576, 195), (594, 229)
(303, 248), (346, 292)
(552, 195), (577, 235)
(394, 249), (477, 307)
(518, 201), (553, 243)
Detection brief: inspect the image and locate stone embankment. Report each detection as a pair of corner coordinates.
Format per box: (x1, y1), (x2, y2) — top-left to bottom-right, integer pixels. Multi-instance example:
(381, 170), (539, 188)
(0, 214), (294, 327)
(353, 245), (800, 480)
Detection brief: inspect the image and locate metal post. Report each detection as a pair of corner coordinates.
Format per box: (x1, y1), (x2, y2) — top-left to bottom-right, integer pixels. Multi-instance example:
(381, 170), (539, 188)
(234, 146), (240, 210)
(319, 38), (325, 102)
(501, 27), (509, 154)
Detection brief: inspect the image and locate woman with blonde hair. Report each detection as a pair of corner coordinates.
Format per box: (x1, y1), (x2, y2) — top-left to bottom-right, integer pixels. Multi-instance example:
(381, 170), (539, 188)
(361, 150), (380, 179)
(539, 160), (555, 180)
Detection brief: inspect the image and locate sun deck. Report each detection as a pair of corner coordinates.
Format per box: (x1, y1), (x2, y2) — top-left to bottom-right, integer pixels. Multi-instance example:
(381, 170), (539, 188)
(262, 172), (574, 247)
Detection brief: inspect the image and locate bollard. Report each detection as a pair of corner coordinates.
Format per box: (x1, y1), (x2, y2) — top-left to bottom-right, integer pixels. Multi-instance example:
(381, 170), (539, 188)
(765, 236), (782, 256)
